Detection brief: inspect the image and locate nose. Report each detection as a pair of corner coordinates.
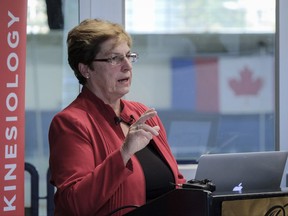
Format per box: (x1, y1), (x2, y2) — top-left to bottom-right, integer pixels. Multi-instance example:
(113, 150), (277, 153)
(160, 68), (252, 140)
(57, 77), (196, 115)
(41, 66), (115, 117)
(121, 56), (133, 71)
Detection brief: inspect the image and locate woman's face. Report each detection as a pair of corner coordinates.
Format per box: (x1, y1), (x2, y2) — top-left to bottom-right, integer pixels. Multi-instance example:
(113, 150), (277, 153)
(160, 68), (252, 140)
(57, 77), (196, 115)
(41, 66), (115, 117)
(85, 39), (133, 103)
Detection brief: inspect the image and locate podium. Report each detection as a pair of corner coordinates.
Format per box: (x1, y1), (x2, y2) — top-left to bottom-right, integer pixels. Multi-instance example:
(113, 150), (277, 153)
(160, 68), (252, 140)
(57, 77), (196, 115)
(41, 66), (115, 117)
(125, 189), (209, 216)
(212, 189), (288, 216)
(125, 188), (288, 216)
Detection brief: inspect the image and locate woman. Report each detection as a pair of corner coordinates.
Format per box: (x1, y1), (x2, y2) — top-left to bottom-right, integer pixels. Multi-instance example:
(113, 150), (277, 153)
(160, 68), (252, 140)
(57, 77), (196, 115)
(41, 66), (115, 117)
(49, 18), (186, 216)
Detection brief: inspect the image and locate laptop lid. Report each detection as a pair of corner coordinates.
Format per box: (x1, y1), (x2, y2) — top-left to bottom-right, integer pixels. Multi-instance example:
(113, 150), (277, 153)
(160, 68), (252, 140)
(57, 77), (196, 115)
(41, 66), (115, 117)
(195, 151), (288, 193)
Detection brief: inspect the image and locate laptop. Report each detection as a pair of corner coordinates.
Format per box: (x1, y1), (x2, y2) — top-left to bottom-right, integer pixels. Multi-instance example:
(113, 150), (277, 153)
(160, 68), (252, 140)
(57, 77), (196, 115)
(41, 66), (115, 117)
(194, 151), (288, 193)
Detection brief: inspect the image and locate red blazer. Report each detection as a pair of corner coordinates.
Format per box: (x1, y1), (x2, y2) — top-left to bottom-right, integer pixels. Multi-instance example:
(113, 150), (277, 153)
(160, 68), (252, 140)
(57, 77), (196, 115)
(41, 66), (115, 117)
(49, 87), (186, 216)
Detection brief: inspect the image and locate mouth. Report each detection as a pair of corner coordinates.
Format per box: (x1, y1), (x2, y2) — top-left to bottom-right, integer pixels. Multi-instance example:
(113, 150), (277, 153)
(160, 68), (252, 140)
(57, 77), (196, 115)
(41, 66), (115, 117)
(118, 77), (129, 83)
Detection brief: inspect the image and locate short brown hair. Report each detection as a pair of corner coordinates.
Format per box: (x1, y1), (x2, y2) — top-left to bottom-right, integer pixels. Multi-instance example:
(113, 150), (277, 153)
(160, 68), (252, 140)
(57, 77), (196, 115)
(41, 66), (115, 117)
(67, 19), (132, 85)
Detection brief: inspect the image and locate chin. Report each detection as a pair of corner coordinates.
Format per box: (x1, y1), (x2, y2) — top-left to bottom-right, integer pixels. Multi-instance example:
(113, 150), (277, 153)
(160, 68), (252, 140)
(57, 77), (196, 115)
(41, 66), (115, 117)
(118, 89), (130, 97)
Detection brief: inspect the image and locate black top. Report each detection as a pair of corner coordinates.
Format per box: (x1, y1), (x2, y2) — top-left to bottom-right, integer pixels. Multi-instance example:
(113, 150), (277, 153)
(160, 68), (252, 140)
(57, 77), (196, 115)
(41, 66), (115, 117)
(135, 140), (175, 202)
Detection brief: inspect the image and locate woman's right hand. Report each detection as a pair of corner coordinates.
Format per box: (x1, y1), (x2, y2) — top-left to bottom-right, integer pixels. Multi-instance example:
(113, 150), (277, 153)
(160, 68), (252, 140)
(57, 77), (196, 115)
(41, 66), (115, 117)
(120, 108), (160, 165)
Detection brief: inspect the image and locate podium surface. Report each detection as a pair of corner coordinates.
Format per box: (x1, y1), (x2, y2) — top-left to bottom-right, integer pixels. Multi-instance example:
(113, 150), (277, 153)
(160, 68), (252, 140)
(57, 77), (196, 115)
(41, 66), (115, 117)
(126, 188), (288, 216)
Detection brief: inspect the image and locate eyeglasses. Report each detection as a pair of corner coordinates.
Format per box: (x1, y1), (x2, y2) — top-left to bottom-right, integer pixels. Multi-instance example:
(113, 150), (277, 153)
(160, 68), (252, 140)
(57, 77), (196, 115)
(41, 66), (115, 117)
(93, 52), (138, 66)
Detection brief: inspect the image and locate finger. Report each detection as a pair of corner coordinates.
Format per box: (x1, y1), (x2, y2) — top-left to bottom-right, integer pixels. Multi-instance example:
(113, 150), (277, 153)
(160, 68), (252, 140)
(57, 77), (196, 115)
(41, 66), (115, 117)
(139, 124), (160, 136)
(153, 126), (160, 132)
(137, 109), (157, 124)
(150, 126), (159, 136)
(141, 130), (153, 141)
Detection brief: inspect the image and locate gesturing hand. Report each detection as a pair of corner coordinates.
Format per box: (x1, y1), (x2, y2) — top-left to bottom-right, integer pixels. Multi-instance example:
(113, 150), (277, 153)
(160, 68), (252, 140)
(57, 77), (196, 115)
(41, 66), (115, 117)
(121, 108), (160, 164)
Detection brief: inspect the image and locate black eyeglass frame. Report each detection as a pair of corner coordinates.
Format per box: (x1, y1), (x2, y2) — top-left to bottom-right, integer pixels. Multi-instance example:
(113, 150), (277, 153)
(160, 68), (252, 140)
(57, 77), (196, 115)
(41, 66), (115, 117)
(93, 52), (138, 65)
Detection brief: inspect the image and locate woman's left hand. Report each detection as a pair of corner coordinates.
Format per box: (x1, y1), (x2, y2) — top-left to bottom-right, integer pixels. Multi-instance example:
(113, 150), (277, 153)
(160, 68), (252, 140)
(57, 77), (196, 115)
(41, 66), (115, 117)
(120, 108), (160, 164)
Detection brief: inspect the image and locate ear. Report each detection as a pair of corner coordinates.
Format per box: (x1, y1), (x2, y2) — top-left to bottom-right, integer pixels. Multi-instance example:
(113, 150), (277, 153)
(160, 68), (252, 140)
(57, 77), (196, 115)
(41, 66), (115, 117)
(78, 63), (90, 79)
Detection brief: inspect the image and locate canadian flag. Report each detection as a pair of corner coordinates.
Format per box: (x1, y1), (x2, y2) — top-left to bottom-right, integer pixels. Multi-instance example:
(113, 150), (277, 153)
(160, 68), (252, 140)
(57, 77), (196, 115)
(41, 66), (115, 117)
(172, 55), (274, 114)
(219, 56), (274, 114)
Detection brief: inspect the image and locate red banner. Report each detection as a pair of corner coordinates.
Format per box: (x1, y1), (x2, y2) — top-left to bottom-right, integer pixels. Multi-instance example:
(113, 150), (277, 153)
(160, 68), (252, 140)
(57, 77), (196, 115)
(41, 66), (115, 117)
(0, 1), (27, 215)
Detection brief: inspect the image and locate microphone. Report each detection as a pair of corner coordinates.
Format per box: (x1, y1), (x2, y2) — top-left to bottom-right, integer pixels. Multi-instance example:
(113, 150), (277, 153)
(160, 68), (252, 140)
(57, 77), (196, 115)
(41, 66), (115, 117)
(114, 116), (122, 125)
(114, 115), (135, 126)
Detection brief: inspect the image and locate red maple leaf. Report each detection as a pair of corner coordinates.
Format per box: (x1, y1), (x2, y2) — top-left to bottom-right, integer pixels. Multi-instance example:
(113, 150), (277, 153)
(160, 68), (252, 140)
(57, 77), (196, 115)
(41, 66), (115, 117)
(229, 66), (263, 96)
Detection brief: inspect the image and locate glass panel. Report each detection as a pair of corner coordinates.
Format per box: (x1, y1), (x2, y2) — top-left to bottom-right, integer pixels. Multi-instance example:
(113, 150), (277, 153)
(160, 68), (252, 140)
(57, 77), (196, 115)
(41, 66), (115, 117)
(126, 0), (275, 34)
(125, 0), (275, 163)
(25, 0), (79, 213)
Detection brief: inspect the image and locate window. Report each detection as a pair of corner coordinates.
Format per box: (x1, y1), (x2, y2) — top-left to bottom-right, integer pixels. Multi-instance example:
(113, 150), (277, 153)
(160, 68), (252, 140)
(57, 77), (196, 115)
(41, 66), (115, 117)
(25, 0), (78, 213)
(125, 0), (275, 163)
(27, 0), (49, 34)
(126, 0), (274, 34)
